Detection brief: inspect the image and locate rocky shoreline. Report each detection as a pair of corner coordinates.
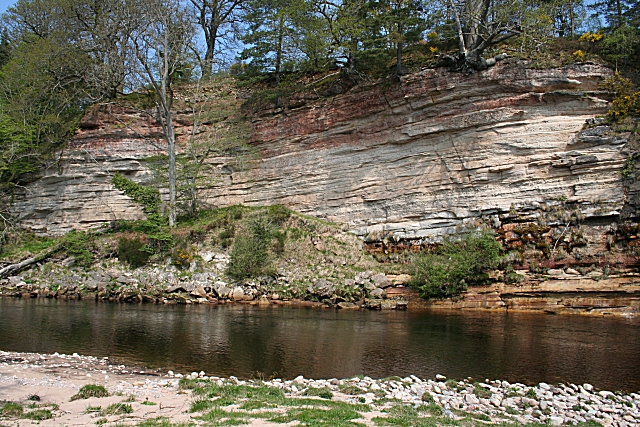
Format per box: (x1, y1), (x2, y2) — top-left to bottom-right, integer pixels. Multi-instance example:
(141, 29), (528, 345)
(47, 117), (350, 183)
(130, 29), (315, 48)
(0, 263), (411, 310)
(0, 350), (638, 426)
(3, 260), (640, 316)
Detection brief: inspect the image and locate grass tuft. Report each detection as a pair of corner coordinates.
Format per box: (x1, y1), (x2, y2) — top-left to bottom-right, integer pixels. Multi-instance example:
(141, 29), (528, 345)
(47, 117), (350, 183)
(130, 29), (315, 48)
(70, 384), (109, 401)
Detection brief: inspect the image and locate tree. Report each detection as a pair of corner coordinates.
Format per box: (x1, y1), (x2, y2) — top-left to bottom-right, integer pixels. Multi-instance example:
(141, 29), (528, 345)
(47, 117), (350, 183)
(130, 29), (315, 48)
(240, 0), (307, 87)
(188, 0), (245, 76)
(0, 28), (10, 67)
(590, 0), (638, 28)
(543, 0), (587, 38)
(177, 78), (252, 217)
(443, 0), (523, 71)
(311, 0), (371, 76)
(371, 0), (425, 75)
(3, 0), (131, 101)
(0, 37), (86, 191)
(124, 0), (195, 226)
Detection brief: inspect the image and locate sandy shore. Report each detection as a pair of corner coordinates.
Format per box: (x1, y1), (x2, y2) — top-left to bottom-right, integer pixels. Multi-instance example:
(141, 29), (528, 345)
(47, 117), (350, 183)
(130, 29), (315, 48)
(1, 350), (639, 427)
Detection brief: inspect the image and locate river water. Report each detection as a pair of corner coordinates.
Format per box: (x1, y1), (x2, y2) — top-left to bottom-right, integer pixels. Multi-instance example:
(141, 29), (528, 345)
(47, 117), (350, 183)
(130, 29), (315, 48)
(0, 298), (638, 391)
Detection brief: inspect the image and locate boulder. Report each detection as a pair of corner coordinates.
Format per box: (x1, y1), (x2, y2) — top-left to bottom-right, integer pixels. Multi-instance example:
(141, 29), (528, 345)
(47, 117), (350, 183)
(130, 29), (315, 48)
(371, 273), (392, 288)
(190, 286), (208, 298)
(337, 301), (360, 309)
(231, 286), (246, 301)
(380, 300), (397, 310)
(370, 288), (387, 299)
(309, 279), (334, 298)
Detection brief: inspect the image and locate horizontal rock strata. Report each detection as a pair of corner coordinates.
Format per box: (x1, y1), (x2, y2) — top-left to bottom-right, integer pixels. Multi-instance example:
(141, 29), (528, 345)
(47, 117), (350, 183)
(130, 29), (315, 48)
(10, 62), (626, 241)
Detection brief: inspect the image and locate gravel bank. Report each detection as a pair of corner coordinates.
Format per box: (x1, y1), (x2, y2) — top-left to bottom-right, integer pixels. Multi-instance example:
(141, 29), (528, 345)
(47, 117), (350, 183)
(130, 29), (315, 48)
(1, 350), (638, 426)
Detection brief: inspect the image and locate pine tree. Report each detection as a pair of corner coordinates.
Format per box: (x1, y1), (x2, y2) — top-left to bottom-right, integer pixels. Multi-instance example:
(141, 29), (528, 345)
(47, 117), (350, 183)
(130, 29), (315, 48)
(0, 29), (10, 68)
(240, 0), (307, 86)
(590, 0), (638, 28)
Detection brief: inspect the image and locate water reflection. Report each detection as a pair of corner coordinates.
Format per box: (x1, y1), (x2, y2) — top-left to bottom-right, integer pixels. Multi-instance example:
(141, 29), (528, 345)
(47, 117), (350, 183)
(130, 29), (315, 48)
(0, 299), (638, 391)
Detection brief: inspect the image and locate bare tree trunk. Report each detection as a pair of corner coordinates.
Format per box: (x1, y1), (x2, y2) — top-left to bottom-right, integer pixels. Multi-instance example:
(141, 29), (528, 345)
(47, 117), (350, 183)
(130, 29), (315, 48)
(396, 41), (404, 76)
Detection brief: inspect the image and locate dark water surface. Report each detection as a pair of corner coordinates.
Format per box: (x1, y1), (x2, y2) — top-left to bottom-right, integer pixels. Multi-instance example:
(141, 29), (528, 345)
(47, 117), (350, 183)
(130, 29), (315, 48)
(1, 298), (639, 391)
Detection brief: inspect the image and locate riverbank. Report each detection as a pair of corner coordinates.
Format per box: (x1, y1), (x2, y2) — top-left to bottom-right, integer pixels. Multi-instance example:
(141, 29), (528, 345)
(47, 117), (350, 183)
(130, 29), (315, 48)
(0, 350), (638, 426)
(2, 263), (640, 316)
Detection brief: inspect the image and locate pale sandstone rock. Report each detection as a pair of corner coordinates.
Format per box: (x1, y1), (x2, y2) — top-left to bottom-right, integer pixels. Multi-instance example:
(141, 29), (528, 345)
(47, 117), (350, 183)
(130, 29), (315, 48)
(11, 63), (626, 241)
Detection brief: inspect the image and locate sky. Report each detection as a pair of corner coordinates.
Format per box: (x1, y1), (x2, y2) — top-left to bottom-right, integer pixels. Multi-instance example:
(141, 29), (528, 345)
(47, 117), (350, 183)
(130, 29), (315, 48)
(0, 0), (14, 16)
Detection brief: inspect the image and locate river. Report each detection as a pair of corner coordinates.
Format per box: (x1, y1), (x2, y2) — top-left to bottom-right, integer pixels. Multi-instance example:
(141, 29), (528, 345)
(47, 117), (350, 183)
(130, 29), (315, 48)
(0, 298), (638, 391)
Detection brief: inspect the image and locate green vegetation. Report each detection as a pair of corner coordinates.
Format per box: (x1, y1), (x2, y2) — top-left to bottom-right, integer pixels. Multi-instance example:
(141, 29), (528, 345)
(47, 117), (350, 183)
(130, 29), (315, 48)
(372, 403), (446, 426)
(227, 215), (279, 280)
(600, 72), (640, 120)
(0, 401), (23, 417)
(0, 401), (58, 421)
(473, 383), (492, 399)
(70, 384), (109, 401)
(118, 235), (152, 268)
(409, 229), (502, 299)
(112, 174), (162, 216)
(101, 403), (133, 416)
(21, 409), (53, 420)
(303, 387), (334, 399)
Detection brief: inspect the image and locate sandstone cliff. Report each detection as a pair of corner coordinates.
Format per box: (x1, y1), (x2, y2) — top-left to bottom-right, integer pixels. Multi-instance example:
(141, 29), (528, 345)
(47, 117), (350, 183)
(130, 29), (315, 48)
(11, 61), (626, 243)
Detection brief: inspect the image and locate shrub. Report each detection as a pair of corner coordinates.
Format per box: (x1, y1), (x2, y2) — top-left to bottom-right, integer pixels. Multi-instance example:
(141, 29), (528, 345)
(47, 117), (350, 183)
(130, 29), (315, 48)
(600, 72), (640, 121)
(61, 230), (95, 267)
(410, 229), (501, 299)
(266, 204), (291, 225)
(226, 217), (274, 280)
(118, 236), (151, 268)
(171, 245), (195, 269)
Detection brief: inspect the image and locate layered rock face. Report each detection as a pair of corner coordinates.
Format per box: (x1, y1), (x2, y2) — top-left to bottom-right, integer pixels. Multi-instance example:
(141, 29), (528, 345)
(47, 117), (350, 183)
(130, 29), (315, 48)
(211, 62), (622, 241)
(11, 61), (626, 239)
(11, 105), (165, 234)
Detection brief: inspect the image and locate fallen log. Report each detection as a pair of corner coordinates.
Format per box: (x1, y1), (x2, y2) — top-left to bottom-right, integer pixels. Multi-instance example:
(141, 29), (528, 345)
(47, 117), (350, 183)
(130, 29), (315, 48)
(0, 244), (62, 279)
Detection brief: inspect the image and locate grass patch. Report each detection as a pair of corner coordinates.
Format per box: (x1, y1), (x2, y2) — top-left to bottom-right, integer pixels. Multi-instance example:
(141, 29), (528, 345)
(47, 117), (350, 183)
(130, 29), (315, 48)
(238, 400), (276, 410)
(0, 402), (23, 417)
(141, 400), (157, 406)
(269, 405), (364, 427)
(303, 387), (334, 399)
(86, 405), (102, 413)
(101, 403), (133, 416)
(372, 403), (448, 427)
(339, 385), (366, 395)
(198, 407), (257, 426)
(473, 383), (492, 399)
(190, 399), (215, 413)
(71, 384), (109, 401)
(135, 417), (193, 426)
(22, 409), (53, 420)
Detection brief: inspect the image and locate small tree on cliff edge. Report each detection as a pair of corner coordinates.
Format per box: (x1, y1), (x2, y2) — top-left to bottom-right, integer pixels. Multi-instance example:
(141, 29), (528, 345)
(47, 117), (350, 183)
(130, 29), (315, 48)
(124, 0), (195, 226)
(443, 0), (523, 72)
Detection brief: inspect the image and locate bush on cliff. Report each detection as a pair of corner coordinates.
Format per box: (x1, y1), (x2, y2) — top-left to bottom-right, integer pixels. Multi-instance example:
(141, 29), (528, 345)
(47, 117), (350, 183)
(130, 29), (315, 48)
(118, 235), (151, 268)
(226, 216), (275, 280)
(410, 229), (501, 299)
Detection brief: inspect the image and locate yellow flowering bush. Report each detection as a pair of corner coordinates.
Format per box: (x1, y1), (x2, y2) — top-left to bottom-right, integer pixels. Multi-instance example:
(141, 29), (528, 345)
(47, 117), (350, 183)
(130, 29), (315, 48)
(572, 50), (586, 61)
(579, 31), (604, 43)
(600, 72), (640, 120)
